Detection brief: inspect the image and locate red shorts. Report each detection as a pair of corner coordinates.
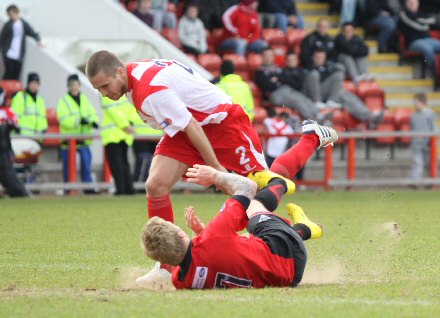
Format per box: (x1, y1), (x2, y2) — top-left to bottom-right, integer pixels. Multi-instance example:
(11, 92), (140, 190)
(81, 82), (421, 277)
(154, 104), (268, 176)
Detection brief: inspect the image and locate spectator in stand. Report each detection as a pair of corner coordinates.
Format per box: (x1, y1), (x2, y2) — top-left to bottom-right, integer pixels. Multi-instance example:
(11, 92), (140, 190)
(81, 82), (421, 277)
(263, 109), (294, 167)
(216, 60), (254, 121)
(255, 48), (323, 121)
(195, 0), (238, 31)
(10, 73), (48, 137)
(178, 3), (208, 57)
(150, 0), (177, 32)
(398, 0), (440, 77)
(304, 49), (383, 128)
(57, 74), (100, 194)
(101, 95), (135, 195)
(220, 0), (269, 56)
(364, 0), (400, 53)
(302, 49), (344, 110)
(258, 0), (304, 33)
(335, 22), (372, 83)
(300, 18), (336, 69)
(0, 87), (29, 197)
(410, 92), (437, 182)
(0, 5), (42, 80)
(133, 0), (154, 28)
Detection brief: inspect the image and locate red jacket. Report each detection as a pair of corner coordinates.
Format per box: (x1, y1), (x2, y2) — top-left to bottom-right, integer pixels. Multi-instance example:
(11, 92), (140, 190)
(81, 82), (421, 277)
(222, 4), (262, 43)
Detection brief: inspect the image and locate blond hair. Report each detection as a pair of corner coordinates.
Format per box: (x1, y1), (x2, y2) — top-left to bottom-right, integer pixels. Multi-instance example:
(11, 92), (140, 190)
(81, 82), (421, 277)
(85, 50), (124, 78)
(141, 217), (187, 266)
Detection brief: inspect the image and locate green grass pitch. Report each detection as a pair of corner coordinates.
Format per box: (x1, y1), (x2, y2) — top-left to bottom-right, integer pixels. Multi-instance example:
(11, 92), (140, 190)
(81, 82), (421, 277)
(1, 191), (439, 317)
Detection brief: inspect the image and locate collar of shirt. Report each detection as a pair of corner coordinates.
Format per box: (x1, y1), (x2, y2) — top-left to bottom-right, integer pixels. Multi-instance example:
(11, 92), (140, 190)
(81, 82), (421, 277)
(177, 240), (193, 281)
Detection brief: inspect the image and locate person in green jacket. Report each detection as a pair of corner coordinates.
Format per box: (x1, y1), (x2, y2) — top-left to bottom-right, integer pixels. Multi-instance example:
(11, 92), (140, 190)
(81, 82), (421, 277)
(216, 60), (255, 122)
(57, 74), (99, 192)
(10, 72), (48, 137)
(101, 95), (136, 195)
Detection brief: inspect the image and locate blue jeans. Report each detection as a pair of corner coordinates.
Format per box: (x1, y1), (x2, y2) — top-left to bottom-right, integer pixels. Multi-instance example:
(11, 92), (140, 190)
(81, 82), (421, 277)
(220, 38), (268, 56)
(408, 37), (440, 73)
(60, 146), (93, 183)
(340, 0), (357, 24)
(273, 13), (305, 33)
(368, 15), (397, 52)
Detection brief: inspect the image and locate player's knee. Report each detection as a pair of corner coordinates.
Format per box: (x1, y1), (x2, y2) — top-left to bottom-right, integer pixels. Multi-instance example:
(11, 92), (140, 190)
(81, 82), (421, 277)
(145, 176), (170, 196)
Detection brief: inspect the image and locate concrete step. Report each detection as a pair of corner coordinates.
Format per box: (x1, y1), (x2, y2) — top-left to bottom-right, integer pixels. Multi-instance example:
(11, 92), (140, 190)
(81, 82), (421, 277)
(367, 53), (399, 67)
(303, 15), (339, 28)
(386, 92), (440, 109)
(378, 79), (434, 93)
(305, 27), (364, 37)
(297, 2), (329, 15)
(369, 66), (413, 80)
(366, 40), (378, 54)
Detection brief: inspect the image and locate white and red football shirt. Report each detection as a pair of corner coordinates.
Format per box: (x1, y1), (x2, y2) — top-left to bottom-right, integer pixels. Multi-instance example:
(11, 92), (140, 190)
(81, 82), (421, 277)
(171, 197), (295, 289)
(126, 59), (232, 137)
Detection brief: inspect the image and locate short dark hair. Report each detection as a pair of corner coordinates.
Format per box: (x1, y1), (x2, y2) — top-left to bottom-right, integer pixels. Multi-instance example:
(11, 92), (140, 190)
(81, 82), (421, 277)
(6, 5), (19, 14)
(220, 60), (234, 76)
(313, 47), (326, 54)
(414, 92), (427, 104)
(341, 22), (354, 28)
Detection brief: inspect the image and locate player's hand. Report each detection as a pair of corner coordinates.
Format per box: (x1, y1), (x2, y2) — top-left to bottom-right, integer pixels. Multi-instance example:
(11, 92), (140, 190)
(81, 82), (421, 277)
(186, 164), (217, 187)
(185, 206), (205, 235)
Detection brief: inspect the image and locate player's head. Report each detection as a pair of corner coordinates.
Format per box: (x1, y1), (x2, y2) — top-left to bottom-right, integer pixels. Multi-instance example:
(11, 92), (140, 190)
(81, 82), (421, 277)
(141, 216), (190, 266)
(414, 92), (427, 110)
(86, 50), (127, 100)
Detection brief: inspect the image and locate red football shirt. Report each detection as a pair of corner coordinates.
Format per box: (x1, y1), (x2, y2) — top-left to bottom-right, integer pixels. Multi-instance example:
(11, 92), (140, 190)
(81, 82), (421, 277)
(171, 197), (295, 289)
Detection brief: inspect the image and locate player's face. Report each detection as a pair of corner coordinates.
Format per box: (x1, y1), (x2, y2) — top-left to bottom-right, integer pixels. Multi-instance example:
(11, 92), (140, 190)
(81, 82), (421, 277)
(90, 67), (127, 100)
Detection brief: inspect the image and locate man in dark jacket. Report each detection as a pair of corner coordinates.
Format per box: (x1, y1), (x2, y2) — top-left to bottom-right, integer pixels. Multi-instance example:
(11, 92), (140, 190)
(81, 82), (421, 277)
(364, 0), (400, 53)
(0, 87), (29, 197)
(335, 22), (372, 82)
(300, 18), (336, 68)
(398, 0), (440, 76)
(255, 48), (320, 120)
(258, 0), (304, 33)
(0, 5), (42, 80)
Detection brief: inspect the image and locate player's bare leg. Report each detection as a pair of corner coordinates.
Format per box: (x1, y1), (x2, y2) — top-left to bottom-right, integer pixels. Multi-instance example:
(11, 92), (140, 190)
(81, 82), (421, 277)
(137, 155), (189, 286)
(146, 154), (189, 222)
(249, 120), (338, 191)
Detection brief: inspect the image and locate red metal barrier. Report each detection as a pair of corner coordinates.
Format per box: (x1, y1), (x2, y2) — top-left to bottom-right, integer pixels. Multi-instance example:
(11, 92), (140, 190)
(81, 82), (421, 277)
(68, 139), (77, 183)
(347, 138), (356, 180)
(103, 150), (112, 183)
(431, 136), (438, 178)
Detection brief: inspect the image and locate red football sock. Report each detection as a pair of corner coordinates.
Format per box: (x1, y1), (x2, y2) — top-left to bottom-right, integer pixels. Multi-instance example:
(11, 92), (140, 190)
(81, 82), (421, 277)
(160, 263), (175, 273)
(147, 193), (174, 222)
(270, 134), (319, 179)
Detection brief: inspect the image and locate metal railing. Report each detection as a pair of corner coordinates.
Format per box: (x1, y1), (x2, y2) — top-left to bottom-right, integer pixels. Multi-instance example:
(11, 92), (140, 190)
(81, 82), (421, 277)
(10, 130), (440, 192)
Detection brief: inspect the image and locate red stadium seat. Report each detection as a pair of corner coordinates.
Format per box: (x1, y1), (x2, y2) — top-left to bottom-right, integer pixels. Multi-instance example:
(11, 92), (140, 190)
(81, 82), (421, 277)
(223, 54), (249, 80)
(287, 29), (306, 50)
(43, 108), (61, 147)
(247, 53), (263, 78)
(357, 81), (385, 111)
(262, 28), (287, 47)
(373, 110), (396, 144)
(198, 53), (222, 77)
(342, 80), (357, 95)
(162, 28), (181, 48)
(0, 80), (24, 106)
(209, 28), (226, 53)
(253, 105), (267, 124)
(393, 107), (413, 144)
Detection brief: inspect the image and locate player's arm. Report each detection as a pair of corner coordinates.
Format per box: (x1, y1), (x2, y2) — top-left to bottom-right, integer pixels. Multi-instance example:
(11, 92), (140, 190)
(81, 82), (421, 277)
(184, 118), (227, 172)
(186, 164), (256, 200)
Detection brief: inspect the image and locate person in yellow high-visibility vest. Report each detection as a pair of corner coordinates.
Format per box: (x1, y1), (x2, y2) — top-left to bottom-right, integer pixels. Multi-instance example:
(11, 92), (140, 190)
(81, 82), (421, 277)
(57, 74), (99, 193)
(101, 95), (136, 195)
(10, 72), (48, 136)
(216, 60), (254, 122)
(128, 107), (163, 183)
